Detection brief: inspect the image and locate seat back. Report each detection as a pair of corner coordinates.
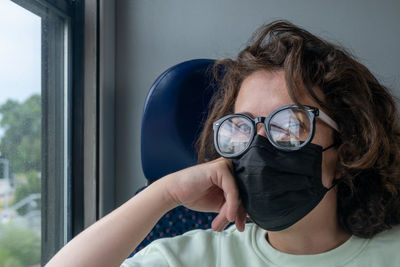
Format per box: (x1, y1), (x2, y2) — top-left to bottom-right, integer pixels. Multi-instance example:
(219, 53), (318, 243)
(141, 59), (217, 183)
(131, 59), (219, 256)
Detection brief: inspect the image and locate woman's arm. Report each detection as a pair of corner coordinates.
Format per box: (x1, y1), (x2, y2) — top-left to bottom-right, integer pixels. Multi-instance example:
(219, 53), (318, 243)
(46, 158), (246, 267)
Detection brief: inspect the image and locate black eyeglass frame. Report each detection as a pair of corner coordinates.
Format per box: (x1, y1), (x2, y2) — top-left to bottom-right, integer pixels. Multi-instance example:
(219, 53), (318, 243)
(213, 105), (326, 158)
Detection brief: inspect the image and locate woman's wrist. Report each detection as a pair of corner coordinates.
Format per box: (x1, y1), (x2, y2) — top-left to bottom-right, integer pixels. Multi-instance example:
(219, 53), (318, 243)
(151, 174), (181, 212)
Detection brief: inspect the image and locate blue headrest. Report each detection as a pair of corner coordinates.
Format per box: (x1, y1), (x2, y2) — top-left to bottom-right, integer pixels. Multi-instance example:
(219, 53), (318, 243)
(141, 59), (218, 183)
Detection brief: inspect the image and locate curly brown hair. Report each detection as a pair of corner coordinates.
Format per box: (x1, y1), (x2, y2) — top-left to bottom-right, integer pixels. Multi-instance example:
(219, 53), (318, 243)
(196, 20), (400, 238)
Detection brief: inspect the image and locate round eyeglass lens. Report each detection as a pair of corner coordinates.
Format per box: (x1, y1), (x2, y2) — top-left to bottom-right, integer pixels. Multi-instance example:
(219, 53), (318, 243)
(217, 116), (253, 155)
(268, 108), (311, 149)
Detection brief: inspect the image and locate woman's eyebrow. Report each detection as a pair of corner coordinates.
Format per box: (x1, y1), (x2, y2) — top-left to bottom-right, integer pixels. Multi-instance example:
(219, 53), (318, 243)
(237, 111), (256, 118)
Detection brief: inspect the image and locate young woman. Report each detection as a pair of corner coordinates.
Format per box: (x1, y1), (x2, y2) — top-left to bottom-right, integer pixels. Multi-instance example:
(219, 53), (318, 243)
(46, 20), (400, 267)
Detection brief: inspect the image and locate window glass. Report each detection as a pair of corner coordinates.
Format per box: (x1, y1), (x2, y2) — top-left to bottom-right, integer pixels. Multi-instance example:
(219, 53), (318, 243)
(0, 0), (42, 266)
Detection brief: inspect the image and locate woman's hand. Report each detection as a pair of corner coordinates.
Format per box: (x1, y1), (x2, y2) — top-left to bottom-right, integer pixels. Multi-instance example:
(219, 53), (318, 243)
(162, 157), (247, 232)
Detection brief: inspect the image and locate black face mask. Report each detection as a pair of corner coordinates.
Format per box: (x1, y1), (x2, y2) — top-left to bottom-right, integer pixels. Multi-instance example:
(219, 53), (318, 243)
(232, 135), (333, 231)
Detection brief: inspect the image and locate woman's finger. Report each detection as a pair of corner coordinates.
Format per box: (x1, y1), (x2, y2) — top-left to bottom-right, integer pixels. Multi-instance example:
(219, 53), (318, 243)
(211, 202), (231, 232)
(235, 203), (247, 232)
(216, 160), (240, 222)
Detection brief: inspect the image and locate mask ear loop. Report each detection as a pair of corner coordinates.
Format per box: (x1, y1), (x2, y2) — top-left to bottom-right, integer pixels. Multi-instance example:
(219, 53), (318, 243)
(322, 143), (336, 151)
(322, 140), (341, 191)
(322, 135), (341, 151)
(327, 181), (338, 191)
(326, 176), (345, 191)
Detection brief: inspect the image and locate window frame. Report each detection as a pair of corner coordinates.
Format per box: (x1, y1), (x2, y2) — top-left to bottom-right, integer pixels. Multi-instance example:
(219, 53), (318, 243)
(9, 0), (114, 264)
(9, 0), (85, 264)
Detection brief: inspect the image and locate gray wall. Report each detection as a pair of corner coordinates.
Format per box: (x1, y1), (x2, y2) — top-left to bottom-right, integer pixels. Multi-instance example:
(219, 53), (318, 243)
(115, 0), (400, 205)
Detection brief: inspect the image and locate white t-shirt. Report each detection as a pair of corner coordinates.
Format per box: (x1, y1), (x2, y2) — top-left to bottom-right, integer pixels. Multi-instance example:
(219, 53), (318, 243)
(121, 223), (400, 267)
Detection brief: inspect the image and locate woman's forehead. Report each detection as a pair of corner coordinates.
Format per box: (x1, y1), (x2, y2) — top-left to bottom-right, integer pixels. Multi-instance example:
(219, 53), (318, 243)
(234, 69), (323, 116)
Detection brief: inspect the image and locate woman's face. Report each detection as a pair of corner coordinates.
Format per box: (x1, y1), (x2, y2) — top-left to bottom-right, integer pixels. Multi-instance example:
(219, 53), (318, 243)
(234, 69), (337, 189)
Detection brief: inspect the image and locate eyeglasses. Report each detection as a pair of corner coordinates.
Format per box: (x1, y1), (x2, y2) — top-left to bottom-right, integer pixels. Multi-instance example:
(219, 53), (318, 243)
(213, 105), (338, 158)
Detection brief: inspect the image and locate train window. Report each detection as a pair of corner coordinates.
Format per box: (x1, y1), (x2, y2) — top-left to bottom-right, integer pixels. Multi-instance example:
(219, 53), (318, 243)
(0, 0), (76, 265)
(0, 2), (43, 266)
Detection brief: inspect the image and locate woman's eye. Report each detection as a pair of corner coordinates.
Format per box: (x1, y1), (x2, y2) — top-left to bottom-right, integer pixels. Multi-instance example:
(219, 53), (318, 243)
(237, 123), (251, 132)
(288, 122), (301, 130)
(232, 122), (251, 135)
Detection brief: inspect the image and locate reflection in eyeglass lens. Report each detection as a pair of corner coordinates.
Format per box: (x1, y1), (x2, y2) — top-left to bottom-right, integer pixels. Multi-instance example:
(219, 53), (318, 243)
(218, 117), (252, 154)
(269, 109), (310, 147)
